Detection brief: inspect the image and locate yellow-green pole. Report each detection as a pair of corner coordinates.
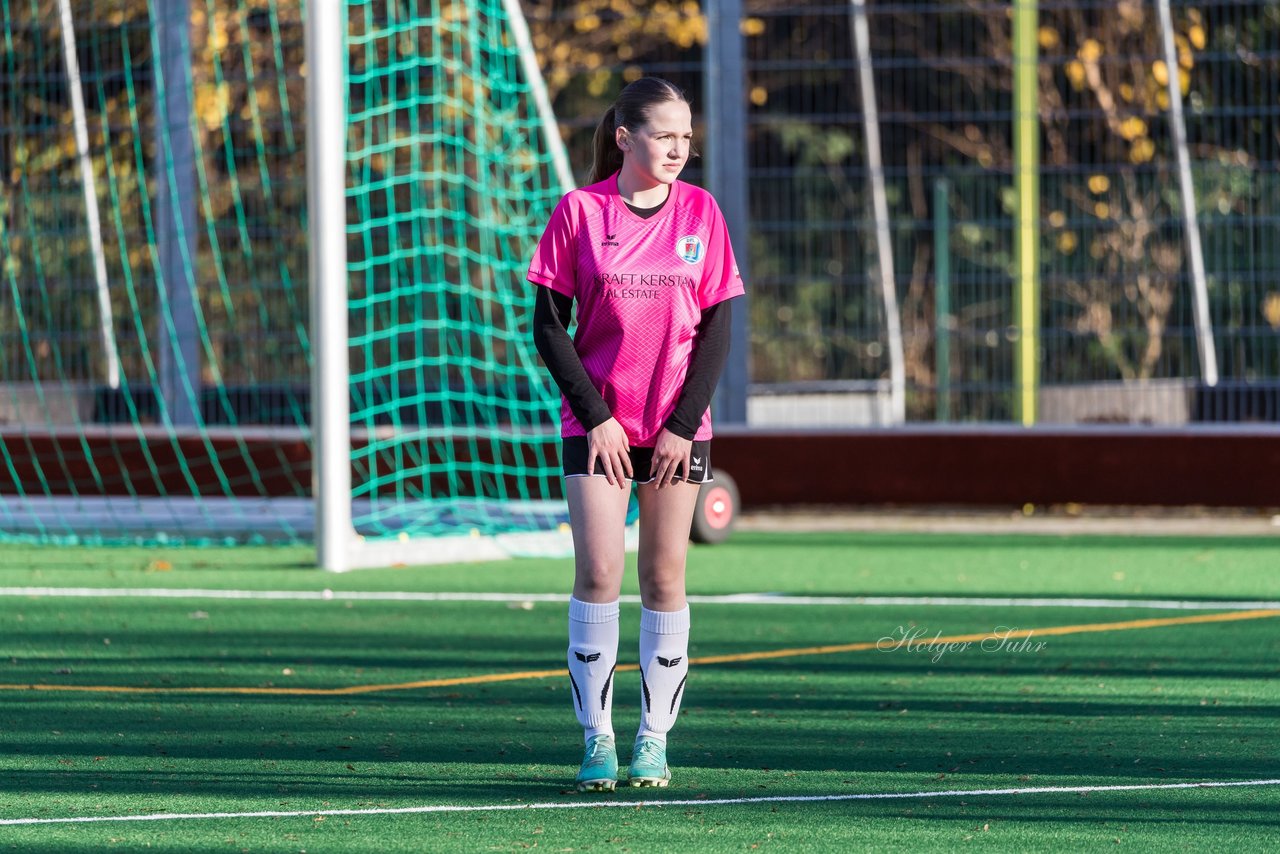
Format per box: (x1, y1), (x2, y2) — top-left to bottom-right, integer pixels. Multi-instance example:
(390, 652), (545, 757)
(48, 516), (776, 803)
(1013, 0), (1040, 425)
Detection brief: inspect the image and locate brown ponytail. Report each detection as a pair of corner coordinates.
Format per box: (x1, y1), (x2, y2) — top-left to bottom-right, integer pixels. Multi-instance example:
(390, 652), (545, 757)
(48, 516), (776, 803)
(586, 77), (689, 185)
(589, 106), (623, 185)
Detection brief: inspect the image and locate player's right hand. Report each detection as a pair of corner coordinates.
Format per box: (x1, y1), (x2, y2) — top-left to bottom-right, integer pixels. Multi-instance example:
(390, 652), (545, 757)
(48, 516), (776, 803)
(586, 418), (633, 488)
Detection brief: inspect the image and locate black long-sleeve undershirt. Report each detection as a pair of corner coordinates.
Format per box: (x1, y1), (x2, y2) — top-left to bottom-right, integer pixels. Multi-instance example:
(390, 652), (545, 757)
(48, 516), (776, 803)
(531, 286), (734, 441)
(531, 286), (613, 431)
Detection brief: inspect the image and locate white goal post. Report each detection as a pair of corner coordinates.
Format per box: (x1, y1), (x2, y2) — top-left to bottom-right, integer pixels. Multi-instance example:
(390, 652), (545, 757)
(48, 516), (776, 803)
(305, 0), (583, 571)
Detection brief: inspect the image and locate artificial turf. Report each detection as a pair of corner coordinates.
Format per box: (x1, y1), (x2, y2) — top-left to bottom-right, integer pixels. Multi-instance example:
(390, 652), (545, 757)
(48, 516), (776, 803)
(1, 531), (1278, 851)
(3, 530), (1278, 599)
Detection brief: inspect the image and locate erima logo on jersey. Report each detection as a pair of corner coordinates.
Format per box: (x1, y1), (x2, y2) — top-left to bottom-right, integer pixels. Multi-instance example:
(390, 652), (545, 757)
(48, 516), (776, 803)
(657, 656), (683, 668)
(690, 457), (703, 471)
(575, 652), (602, 663)
(601, 232), (619, 247)
(675, 235), (704, 264)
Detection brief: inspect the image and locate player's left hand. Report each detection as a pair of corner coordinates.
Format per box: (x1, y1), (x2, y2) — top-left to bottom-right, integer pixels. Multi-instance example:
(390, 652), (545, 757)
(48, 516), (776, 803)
(649, 429), (693, 489)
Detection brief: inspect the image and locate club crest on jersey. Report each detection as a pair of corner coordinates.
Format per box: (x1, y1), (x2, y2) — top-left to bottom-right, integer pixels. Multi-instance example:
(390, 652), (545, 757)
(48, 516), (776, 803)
(675, 235), (704, 265)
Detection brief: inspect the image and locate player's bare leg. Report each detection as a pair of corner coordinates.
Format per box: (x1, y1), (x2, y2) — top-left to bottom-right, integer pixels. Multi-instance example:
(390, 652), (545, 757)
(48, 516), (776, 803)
(630, 479), (700, 785)
(564, 475), (632, 791)
(566, 474), (632, 603)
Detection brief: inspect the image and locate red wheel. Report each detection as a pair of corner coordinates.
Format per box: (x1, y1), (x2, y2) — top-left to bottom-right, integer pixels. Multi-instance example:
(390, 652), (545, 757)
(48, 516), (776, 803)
(690, 469), (739, 544)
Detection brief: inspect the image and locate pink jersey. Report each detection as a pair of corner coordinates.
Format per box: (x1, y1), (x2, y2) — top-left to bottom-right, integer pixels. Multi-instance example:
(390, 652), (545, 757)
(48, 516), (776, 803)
(528, 176), (744, 446)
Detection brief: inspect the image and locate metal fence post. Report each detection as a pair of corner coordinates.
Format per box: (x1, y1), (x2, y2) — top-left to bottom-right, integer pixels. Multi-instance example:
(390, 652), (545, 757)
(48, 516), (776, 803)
(1013, 0), (1040, 426)
(153, 0), (199, 425)
(934, 178), (952, 422)
(705, 0), (750, 425)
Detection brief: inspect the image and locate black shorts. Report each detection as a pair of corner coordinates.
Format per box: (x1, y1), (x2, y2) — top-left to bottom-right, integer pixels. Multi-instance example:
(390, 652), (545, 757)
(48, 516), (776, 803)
(562, 436), (712, 485)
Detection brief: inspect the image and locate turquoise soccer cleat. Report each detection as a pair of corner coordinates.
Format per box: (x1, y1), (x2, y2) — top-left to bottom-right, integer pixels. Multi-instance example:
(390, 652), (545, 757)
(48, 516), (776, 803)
(627, 736), (671, 787)
(575, 734), (618, 792)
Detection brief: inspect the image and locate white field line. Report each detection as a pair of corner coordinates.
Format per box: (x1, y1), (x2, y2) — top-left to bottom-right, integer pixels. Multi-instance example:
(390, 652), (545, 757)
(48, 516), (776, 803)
(1, 778), (1277, 827)
(1, 587), (1279, 611)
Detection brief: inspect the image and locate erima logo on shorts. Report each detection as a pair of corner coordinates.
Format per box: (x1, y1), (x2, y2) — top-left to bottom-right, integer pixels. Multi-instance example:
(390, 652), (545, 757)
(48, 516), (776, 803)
(690, 457), (703, 471)
(675, 235), (703, 264)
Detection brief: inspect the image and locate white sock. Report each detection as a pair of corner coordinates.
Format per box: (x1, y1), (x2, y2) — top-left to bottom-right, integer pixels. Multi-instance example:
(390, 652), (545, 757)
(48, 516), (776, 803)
(567, 597), (619, 742)
(637, 605), (691, 742)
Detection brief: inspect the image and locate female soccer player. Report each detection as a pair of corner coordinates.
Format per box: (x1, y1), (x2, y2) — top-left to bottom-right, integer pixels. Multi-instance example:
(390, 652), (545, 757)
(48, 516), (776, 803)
(528, 77), (744, 792)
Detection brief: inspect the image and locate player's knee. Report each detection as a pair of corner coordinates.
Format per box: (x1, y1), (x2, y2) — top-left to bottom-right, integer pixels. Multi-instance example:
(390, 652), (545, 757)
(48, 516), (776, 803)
(576, 561), (623, 599)
(638, 569), (684, 605)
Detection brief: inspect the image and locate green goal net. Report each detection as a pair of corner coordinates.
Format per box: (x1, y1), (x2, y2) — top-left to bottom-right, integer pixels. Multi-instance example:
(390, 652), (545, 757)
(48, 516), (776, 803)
(337, 0), (571, 564)
(0, 0), (571, 561)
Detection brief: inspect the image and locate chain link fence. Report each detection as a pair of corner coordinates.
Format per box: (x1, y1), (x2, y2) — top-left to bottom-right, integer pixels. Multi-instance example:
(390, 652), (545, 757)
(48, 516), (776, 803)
(539, 0), (1280, 427)
(4, 1), (1278, 430)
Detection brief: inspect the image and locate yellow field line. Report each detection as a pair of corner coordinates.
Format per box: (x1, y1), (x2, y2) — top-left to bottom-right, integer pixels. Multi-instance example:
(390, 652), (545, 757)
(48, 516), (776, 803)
(3, 609), (1276, 697)
(691, 608), (1280, 665)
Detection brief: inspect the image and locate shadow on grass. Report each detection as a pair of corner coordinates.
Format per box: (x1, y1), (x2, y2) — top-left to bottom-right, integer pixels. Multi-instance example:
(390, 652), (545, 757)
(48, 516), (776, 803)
(2, 679), (1278, 804)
